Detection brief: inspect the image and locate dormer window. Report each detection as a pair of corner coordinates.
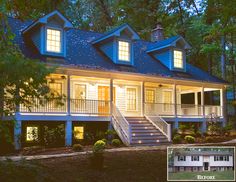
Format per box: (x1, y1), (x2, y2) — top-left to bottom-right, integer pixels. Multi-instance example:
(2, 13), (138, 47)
(118, 41), (130, 62)
(46, 28), (62, 53)
(173, 50), (183, 68)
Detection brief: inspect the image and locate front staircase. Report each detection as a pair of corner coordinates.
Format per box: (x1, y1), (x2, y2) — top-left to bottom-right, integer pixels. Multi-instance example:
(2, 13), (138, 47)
(111, 103), (171, 146)
(126, 117), (171, 146)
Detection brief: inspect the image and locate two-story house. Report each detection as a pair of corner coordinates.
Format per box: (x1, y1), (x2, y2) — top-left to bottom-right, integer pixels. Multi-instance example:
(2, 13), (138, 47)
(6, 10), (227, 149)
(173, 150), (234, 172)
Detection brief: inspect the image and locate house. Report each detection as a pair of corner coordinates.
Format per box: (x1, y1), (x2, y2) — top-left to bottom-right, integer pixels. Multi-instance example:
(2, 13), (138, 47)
(173, 150), (234, 172)
(6, 10), (228, 149)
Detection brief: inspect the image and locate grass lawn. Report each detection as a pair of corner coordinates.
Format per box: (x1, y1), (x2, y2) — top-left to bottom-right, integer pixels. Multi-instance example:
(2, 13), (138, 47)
(168, 171), (235, 181)
(0, 150), (167, 182)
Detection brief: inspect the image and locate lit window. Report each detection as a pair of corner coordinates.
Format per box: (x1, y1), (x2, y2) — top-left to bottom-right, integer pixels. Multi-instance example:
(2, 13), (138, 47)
(145, 89), (155, 103)
(174, 50), (183, 68)
(46, 29), (61, 53)
(26, 126), (38, 141)
(74, 126), (84, 140)
(126, 88), (136, 110)
(118, 41), (130, 61)
(74, 84), (86, 99)
(163, 91), (172, 112)
(49, 82), (62, 96)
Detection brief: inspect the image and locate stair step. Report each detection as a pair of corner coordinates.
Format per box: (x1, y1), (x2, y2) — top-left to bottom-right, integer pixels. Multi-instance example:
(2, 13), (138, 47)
(131, 126), (156, 130)
(131, 133), (164, 137)
(132, 129), (160, 133)
(131, 142), (171, 146)
(131, 139), (169, 144)
(130, 123), (152, 127)
(132, 136), (167, 140)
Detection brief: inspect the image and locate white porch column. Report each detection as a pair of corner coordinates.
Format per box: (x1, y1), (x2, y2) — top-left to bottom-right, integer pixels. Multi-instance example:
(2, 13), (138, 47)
(65, 120), (72, 146)
(110, 78), (113, 115)
(201, 87), (205, 117)
(220, 88), (225, 117)
(14, 119), (22, 150)
(194, 91), (198, 115)
(173, 84), (177, 118)
(67, 75), (71, 115)
(141, 81), (145, 116)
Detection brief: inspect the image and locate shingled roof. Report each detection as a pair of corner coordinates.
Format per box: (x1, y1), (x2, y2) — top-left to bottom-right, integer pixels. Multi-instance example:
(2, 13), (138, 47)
(8, 17), (226, 84)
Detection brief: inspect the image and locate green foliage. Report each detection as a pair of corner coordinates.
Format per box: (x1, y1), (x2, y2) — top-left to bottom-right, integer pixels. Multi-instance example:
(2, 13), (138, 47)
(72, 144), (83, 152)
(43, 124), (65, 147)
(22, 146), (44, 155)
(179, 124), (188, 134)
(0, 121), (14, 154)
(184, 135), (195, 144)
(173, 134), (182, 144)
(111, 139), (121, 147)
(172, 128), (178, 138)
(205, 136), (214, 143)
(105, 129), (118, 141)
(93, 140), (106, 154)
(101, 138), (107, 144)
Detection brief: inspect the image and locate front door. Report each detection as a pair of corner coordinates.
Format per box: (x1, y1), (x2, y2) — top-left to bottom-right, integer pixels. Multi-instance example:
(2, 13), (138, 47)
(98, 86), (116, 114)
(204, 162), (209, 171)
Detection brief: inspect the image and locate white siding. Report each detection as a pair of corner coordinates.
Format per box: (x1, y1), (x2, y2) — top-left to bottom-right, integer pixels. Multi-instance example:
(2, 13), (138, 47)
(174, 156), (203, 166)
(209, 156), (233, 167)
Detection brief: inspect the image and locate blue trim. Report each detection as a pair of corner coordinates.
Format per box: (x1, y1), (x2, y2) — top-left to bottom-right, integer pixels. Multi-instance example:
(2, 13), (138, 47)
(92, 23), (140, 44)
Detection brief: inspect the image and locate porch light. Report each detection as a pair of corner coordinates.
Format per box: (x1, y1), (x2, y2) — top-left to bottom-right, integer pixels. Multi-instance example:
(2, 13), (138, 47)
(132, 133), (136, 136)
(156, 140), (159, 142)
(145, 127), (147, 129)
(150, 133), (153, 136)
(138, 140), (142, 143)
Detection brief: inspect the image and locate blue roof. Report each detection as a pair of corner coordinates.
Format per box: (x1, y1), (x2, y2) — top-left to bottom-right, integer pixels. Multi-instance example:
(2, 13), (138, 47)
(147, 35), (191, 52)
(8, 17), (226, 84)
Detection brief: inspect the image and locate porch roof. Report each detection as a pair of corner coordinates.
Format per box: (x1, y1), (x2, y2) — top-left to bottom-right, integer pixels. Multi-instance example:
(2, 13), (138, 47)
(8, 17), (227, 85)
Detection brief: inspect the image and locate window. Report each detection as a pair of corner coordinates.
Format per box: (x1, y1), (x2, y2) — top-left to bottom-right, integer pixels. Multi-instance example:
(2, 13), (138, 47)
(74, 84), (86, 99)
(126, 88), (137, 110)
(49, 82), (62, 96)
(178, 156), (186, 161)
(163, 91), (172, 112)
(74, 126), (84, 140)
(46, 29), (61, 53)
(214, 156), (229, 161)
(173, 50), (183, 68)
(191, 156), (199, 161)
(118, 41), (130, 61)
(145, 89), (155, 103)
(26, 126), (39, 142)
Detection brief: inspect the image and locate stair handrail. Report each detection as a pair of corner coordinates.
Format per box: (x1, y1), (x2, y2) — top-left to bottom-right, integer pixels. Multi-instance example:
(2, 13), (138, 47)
(145, 114), (171, 142)
(111, 102), (131, 145)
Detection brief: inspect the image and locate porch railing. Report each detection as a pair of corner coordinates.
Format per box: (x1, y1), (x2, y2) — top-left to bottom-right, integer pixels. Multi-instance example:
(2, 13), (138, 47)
(70, 99), (110, 115)
(20, 98), (67, 113)
(145, 115), (171, 141)
(144, 103), (222, 117)
(111, 103), (131, 145)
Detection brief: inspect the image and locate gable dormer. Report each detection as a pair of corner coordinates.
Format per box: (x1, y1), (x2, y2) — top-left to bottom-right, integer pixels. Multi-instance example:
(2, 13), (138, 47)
(92, 24), (140, 66)
(147, 35), (191, 72)
(23, 10), (73, 57)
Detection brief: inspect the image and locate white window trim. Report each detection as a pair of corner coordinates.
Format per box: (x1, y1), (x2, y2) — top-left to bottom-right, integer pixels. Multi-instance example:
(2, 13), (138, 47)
(125, 86), (138, 112)
(46, 27), (63, 54)
(162, 89), (173, 113)
(173, 49), (184, 69)
(145, 87), (156, 103)
(118, 40), (131, 62)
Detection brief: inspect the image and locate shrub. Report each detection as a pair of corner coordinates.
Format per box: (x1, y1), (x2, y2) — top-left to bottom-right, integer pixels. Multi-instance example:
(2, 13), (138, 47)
(111, 139), (121, 147)
(72, 144), (83, 152)
(195, 131), (202, 138)
(90, 140), (106, 170)
(43, 124), (65, 147)
(205, 136), (214, 143)
(22, 146), (44, 155)
(105, 129), (117, 141)
(172, 128), (178, 137)
(0, 121), (15, 154)
(93, 140), (106, 154)
(101, 138), (107, 144)
(184, 135), (195, 143)
(173, 134), (182, 144)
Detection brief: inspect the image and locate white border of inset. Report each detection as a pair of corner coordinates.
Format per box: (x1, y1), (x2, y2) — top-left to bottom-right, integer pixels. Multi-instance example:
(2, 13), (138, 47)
(167, 146), (235, 181)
